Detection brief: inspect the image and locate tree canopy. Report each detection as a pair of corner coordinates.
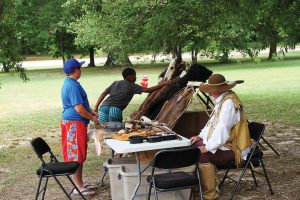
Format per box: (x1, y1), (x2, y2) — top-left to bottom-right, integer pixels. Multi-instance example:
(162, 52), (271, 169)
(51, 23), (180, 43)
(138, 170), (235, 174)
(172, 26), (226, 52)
(0, 0), (299, 77)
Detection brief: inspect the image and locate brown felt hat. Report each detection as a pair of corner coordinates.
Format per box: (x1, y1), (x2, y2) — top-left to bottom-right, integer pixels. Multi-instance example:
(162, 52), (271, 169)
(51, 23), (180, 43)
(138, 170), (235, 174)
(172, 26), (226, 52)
(199, 74), (236, 93)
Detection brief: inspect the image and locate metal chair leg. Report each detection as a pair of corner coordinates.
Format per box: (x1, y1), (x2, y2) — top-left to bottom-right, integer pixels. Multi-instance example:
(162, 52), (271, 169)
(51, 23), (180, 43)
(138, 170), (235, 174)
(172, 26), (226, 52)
(36, 175), (43, 200)
(230, 160), (252, 200)
(147, 183), (152, 200)
(154, 188), (158, 200)
(197, 169), (204, 200)
(219, 167), (230, 189)
(259, 158), (275, 195)
(42, 177), (48, 200)
(66, 175), (87, 200)
(249, 164), (258, 187)
(261, 136), (280, 156)
(51, 175), (73, 200)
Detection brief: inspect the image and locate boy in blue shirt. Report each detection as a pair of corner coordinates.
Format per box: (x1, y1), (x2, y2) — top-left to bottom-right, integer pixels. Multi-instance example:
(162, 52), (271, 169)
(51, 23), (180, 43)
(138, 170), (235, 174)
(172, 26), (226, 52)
(61, 58), (98, 195)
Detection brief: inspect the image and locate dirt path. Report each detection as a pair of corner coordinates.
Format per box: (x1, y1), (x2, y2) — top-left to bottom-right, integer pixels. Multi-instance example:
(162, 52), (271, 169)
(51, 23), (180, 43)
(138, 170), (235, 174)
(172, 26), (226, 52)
(88, 122), (300, 200)
(0, 121), (299, 200)
(20, 47), (300, 70)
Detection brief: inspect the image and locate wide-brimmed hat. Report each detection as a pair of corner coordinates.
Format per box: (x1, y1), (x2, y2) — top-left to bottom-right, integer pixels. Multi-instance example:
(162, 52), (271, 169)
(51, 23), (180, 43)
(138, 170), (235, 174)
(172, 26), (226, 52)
(199, 74), (240, 93)
(63, 58), (85, 74)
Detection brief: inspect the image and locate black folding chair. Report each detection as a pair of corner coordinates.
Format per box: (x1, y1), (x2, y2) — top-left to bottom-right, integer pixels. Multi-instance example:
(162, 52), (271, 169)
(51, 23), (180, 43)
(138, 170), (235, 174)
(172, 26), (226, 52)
(30, 137), (87, 200)
(218, 122), (274, 200)
(146, 147), (203, 200)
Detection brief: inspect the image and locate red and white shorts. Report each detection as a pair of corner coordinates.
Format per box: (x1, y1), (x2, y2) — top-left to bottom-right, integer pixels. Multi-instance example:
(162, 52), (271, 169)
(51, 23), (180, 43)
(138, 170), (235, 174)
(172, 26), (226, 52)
(61, 120), (87, 164)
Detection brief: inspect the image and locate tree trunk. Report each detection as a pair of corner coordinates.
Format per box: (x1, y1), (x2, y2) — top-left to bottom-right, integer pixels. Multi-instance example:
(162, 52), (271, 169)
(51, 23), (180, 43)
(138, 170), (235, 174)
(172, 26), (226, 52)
(191, 48), (198, 64)
(88, 47), (95, 67)
(0, 0), (3, 19)
(2, 63), (9, 72)
(176, 44), (182, 62)
(268, 34), (277, 60)
(220, 50), (230, 63)
(171, 44), (176, 59)
(104, 52), (132, 67)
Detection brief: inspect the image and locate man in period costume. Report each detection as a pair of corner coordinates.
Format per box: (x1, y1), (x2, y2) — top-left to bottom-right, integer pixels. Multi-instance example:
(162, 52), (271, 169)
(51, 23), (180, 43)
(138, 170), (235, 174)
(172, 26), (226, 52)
(191, 74), (252, 200)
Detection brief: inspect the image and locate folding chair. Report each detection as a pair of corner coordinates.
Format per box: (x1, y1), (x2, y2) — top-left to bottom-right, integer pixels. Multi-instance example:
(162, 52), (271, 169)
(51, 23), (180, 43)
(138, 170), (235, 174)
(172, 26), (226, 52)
(146, 147), (203, 200)
(218, 122), (274, 200)
(30, 137), (87, 200)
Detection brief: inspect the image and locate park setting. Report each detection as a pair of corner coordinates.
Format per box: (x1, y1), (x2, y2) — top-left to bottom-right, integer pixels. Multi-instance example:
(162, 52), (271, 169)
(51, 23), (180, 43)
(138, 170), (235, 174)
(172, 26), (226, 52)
(0, 1), (299, 200)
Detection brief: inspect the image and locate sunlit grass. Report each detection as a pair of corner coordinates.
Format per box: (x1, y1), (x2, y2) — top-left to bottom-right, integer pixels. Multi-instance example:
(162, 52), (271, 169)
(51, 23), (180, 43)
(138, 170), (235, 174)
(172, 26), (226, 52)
(0, 57), (299, 146)
(0, 55), (299, 198)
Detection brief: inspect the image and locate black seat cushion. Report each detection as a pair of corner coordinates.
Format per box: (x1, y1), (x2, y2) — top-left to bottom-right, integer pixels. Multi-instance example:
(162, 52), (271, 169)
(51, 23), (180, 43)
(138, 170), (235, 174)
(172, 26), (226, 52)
(217, 148), (264, 170)
(37, 161), (79, 176)
(147, 172), (198, 189)
(216, 160), (236, 170)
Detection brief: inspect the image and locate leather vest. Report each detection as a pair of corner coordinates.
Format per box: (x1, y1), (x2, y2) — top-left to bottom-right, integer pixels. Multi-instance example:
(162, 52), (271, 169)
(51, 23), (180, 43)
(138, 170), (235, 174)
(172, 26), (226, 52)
(211, 91), (252, 166)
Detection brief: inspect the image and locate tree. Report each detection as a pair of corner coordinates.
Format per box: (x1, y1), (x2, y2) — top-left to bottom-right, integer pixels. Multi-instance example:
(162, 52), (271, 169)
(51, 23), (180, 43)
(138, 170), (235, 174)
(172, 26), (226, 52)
(238, 0), (300, 60)
(66, 0), (136, 67)
(16, 0), (78, 65)
(0, 0), (28, 81)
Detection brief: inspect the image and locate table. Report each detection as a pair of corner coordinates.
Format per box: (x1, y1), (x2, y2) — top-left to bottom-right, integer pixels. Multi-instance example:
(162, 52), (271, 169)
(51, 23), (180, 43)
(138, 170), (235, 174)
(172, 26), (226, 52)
(105, 135), (191, 200)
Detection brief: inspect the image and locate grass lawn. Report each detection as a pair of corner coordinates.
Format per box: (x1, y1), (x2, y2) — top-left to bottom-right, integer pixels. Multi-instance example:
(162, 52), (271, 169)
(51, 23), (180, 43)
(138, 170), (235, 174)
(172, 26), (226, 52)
(0, 57), (299, 144)
(0, 55), (299, 198)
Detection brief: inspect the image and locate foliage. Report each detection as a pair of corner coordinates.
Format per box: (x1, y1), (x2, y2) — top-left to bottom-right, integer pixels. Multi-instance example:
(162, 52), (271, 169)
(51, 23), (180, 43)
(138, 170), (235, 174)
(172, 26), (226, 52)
(2, 0), (300, 70)
(238, 0), (300, 59)
(15, 0), (79, 62)
(0, 0), (28, 81)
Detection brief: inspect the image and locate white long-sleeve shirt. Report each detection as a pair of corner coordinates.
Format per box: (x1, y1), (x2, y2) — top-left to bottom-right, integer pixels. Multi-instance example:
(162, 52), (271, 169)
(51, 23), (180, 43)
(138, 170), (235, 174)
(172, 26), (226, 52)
(199, 92), (250, 159)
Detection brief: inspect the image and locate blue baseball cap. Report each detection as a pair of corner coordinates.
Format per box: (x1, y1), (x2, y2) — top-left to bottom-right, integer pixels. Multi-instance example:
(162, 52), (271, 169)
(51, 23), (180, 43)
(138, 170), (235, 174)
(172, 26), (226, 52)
(63, 58), (85, 74)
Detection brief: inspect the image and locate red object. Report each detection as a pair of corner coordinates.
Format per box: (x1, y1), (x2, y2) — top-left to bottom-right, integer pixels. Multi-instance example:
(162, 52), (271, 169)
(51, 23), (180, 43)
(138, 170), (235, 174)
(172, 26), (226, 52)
(61, 120), (87, 164)
(140, 75), (149, 88)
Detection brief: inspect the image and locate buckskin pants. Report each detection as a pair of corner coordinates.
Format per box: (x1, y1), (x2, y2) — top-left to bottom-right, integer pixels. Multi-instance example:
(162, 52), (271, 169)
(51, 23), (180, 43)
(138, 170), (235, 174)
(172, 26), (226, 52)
(193, 139), (235, 200)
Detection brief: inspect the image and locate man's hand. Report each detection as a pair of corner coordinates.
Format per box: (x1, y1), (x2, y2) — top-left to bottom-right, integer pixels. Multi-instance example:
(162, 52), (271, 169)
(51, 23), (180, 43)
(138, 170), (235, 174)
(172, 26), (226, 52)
(190, 136), (200, 144)
(199, 145), (208, 153)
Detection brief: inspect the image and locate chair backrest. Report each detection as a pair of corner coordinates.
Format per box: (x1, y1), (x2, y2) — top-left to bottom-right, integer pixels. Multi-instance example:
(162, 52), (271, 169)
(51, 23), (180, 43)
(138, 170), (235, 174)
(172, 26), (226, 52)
(153, 147), (200, 169)
(248, 122), (266, 142)
(31, 137), (51, 158)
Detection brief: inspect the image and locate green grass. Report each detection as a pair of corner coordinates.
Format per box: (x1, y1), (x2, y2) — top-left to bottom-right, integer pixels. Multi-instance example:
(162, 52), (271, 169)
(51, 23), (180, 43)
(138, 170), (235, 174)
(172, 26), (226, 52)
(0, 57), (299, 146)
(0, 54), (299, 197)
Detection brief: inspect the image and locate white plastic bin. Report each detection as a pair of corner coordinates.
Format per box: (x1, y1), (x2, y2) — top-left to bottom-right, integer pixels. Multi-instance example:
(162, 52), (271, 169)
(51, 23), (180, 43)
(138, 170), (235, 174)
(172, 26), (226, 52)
(119, 165), (194, 200)
(104, 157), (137, 200)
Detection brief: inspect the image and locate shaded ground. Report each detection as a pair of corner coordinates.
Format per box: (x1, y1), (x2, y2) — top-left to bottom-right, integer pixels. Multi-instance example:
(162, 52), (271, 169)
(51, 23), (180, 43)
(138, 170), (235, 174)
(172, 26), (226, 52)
(0, 121), (299, 200)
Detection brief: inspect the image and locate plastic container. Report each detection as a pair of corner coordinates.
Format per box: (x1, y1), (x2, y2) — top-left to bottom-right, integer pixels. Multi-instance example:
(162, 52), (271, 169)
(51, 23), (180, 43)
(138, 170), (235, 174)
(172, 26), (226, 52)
(104, 157), (137, 200)
(140, 75), (149, 88)
(119, 165), (194, 200)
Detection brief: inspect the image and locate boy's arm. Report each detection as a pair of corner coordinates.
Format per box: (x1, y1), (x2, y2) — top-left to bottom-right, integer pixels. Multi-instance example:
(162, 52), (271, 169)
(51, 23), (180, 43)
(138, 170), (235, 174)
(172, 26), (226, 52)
(93, 91), (108, 112)
(142, 80), (171, 93)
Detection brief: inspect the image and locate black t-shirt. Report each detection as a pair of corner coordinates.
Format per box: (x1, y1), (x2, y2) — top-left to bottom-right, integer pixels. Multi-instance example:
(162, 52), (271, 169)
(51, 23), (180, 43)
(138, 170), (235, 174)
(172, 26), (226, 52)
(102, 80), (143, 110)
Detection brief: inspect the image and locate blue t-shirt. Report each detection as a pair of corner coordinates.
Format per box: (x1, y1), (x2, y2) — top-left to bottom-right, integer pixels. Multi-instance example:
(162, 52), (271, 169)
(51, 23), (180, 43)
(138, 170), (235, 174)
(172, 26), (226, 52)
(61, 77), (91, 125)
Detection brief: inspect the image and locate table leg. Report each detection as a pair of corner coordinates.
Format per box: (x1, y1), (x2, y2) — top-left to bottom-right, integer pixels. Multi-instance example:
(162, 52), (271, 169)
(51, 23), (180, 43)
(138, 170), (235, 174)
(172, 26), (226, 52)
(130, 152), (141, 200)
(99, 149), (115, 186)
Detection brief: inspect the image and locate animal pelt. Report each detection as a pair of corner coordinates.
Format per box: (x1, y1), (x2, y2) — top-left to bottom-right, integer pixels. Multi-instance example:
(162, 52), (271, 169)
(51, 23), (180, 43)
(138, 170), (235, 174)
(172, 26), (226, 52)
(156, 86), (195, 128)
(132, 60), (186, 120)
(87, 127), (113, 156)
(132, 63), (212, 120)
